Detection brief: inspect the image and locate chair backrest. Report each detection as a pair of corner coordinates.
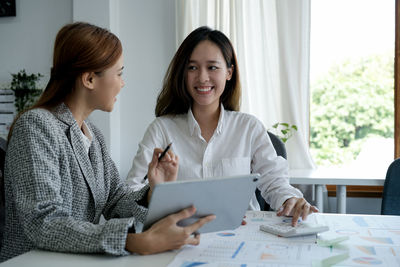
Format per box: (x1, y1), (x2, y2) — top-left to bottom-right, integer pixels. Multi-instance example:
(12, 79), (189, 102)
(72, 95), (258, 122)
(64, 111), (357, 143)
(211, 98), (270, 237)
(381, 158), (400, 215)
(267, 131), (287, 159)
(255, 131), (287, 211)
(0, 136), (7, 247)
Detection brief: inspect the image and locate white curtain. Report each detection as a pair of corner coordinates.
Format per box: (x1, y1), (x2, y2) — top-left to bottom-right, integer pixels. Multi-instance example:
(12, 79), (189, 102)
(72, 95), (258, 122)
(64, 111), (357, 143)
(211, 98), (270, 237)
(176, 0), (315, 170)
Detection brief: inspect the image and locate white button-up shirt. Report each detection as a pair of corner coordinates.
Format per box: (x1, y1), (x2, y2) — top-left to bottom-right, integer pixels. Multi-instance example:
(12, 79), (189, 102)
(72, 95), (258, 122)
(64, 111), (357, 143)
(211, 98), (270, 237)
(126, 105), (302, 210)
(80, 121), (93, 154)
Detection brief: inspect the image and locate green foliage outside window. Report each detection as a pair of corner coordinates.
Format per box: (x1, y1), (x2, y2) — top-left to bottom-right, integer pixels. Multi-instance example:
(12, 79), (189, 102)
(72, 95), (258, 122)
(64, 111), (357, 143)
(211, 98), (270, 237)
(310, 52), (394, 166)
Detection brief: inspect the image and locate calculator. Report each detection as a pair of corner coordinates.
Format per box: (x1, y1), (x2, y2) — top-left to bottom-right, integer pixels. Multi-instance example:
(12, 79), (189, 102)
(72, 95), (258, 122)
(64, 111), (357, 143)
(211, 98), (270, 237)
(259, 222), (329, 237)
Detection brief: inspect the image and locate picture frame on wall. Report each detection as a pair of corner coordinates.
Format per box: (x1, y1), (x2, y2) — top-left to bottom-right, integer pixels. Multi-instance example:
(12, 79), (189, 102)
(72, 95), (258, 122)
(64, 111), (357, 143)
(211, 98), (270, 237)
(0, 0), (16, 17)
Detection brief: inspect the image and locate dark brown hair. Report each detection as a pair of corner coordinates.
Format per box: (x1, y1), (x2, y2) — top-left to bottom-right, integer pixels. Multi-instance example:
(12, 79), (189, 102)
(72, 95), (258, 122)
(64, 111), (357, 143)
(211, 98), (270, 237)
(8, 22), (122, 140)
(155, 26), (241, 117)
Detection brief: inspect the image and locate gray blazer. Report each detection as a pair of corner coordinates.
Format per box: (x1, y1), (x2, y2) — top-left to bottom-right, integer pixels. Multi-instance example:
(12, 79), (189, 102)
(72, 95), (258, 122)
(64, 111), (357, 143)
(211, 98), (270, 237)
(0, 104), (149, 262)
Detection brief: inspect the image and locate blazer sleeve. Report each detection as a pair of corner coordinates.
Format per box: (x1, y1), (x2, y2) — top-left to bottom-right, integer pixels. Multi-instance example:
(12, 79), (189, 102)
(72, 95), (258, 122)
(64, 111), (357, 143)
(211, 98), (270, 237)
(7, 112), (133, 255)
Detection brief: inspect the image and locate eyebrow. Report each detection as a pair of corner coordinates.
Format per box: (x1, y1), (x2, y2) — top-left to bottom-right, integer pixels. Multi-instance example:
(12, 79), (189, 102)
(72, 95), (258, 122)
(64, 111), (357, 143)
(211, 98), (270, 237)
(188, 60), (222, 64)
(118, 66), (124, 71)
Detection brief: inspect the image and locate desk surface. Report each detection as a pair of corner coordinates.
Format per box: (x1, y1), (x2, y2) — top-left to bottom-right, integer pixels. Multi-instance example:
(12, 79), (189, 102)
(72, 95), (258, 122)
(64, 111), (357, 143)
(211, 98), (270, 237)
(2, 212), (400, 267)
(0, 249), (178, 267)
(289, 168), (386, 186)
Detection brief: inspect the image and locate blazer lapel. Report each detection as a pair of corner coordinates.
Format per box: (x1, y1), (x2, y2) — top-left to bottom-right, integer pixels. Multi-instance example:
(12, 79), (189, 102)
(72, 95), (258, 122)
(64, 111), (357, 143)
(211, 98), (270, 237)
(88, 140), (106, 210)
(69, 126), (99, 208)
(52, 103), (99, 211)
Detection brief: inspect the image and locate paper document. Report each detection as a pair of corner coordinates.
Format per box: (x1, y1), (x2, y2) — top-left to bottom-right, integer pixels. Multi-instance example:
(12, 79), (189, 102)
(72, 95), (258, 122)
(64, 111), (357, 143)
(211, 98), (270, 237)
(167, 212), (400, 267)
(167, 211), (347, 267)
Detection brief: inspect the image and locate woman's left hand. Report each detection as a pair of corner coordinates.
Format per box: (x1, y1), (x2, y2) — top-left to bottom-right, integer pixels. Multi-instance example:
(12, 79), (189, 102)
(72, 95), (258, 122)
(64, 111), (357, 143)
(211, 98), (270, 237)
(276, 197), (319, 226)
(147, 148), (179, 200)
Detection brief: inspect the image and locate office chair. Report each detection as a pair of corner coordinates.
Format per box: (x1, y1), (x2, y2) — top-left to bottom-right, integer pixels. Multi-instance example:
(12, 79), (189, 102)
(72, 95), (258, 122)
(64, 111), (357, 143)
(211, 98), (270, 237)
(255, 131), (287, 211)
(381, 158), (400, 215)
(0, 136), (6, 248)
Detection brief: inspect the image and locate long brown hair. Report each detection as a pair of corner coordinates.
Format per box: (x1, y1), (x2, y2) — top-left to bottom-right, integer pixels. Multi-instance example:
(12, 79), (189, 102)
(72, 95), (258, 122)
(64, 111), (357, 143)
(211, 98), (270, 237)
(155, 26), (241, 117)
(8, 22), (122, 140)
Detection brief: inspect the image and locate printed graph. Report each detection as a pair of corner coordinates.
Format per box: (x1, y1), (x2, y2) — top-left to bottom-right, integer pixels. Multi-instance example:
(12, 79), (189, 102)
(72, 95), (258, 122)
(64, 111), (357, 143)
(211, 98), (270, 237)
(356, 246), (376, 255)
(260, 253), (277, 260)
(217, 232), (236, 237)
(353, 217), (369, 227)
(180, 262), (208, 267)
(360, 237), (394, 245)
(352, 257), (383, 265)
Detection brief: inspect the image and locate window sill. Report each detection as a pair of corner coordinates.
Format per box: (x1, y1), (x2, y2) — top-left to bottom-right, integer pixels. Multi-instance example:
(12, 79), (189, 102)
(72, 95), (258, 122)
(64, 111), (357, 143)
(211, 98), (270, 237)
(326, 185), (383, 198)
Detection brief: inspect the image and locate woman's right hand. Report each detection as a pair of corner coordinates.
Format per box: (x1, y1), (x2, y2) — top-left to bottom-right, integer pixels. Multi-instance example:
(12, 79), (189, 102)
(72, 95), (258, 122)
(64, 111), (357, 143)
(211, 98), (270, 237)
(147, 147), (179, 202)
(125, 206), (215, 255)
(147, 147), (179, 186)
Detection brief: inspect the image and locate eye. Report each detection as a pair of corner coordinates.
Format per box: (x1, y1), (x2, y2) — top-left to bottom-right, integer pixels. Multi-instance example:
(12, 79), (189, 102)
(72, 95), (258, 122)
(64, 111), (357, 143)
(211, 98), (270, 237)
(188, 65), (197, 71)
(118, 72), (123, 76)
(209, 66), (218, 70)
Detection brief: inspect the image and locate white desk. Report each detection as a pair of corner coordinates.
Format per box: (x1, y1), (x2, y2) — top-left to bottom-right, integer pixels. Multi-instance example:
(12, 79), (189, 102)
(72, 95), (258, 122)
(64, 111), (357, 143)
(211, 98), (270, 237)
(0, 249), (178, 267)
(289, 168), (386, 214)
(2, 212), (400, 267)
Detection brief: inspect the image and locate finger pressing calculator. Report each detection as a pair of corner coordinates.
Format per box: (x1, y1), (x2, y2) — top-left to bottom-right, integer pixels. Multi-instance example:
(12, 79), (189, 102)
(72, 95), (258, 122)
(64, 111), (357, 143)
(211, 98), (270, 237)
(260, 222), (329, 237)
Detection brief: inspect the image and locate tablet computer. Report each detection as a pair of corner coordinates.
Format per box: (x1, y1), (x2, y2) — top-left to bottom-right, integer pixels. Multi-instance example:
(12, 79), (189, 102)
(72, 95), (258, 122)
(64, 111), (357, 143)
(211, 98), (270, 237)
(142, 174), (260, 234)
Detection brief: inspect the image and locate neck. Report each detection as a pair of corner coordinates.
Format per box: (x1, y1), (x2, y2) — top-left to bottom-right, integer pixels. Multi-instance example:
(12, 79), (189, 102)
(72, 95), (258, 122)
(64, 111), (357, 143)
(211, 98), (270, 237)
(64, 93), (93, 128)
(192, 104), (220, 127)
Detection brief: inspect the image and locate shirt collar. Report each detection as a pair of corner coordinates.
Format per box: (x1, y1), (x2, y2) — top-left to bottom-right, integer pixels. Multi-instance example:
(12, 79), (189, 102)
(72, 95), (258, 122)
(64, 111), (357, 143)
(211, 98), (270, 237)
(187, 104), (225, 137)
(216, 104), (225, 135)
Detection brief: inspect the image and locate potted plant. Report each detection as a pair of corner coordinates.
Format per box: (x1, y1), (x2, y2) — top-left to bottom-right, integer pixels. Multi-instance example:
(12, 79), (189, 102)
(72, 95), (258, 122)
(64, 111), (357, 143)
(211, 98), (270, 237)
(8, 69), (43, 113)
(271, 122), (298, 143)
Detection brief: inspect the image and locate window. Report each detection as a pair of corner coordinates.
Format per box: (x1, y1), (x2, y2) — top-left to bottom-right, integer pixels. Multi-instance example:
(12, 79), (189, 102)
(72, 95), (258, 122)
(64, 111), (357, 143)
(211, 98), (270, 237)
(310, 0), (395, 174)
(310, 0), (400, 197)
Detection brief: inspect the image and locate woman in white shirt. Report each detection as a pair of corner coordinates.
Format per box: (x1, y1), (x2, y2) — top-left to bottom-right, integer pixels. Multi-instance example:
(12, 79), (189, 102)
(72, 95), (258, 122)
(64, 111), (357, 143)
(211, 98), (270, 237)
(127, 26), (317, 225)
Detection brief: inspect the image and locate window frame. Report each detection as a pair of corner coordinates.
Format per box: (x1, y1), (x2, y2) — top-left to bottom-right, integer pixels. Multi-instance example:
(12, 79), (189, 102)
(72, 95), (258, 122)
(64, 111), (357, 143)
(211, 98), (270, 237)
(395, 0), (400, 158)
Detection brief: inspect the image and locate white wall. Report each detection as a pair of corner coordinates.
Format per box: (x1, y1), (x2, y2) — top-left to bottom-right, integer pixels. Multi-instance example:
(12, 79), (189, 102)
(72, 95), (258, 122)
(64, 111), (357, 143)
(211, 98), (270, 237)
(0, 0), (73, 88)
(72, 0), (176, 178)
(118, 0), (176, 178)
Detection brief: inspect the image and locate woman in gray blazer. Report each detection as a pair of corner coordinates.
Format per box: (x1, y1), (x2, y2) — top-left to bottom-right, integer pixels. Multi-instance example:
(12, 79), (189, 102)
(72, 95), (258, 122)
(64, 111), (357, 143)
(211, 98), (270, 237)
(0, 22), (214, 262)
